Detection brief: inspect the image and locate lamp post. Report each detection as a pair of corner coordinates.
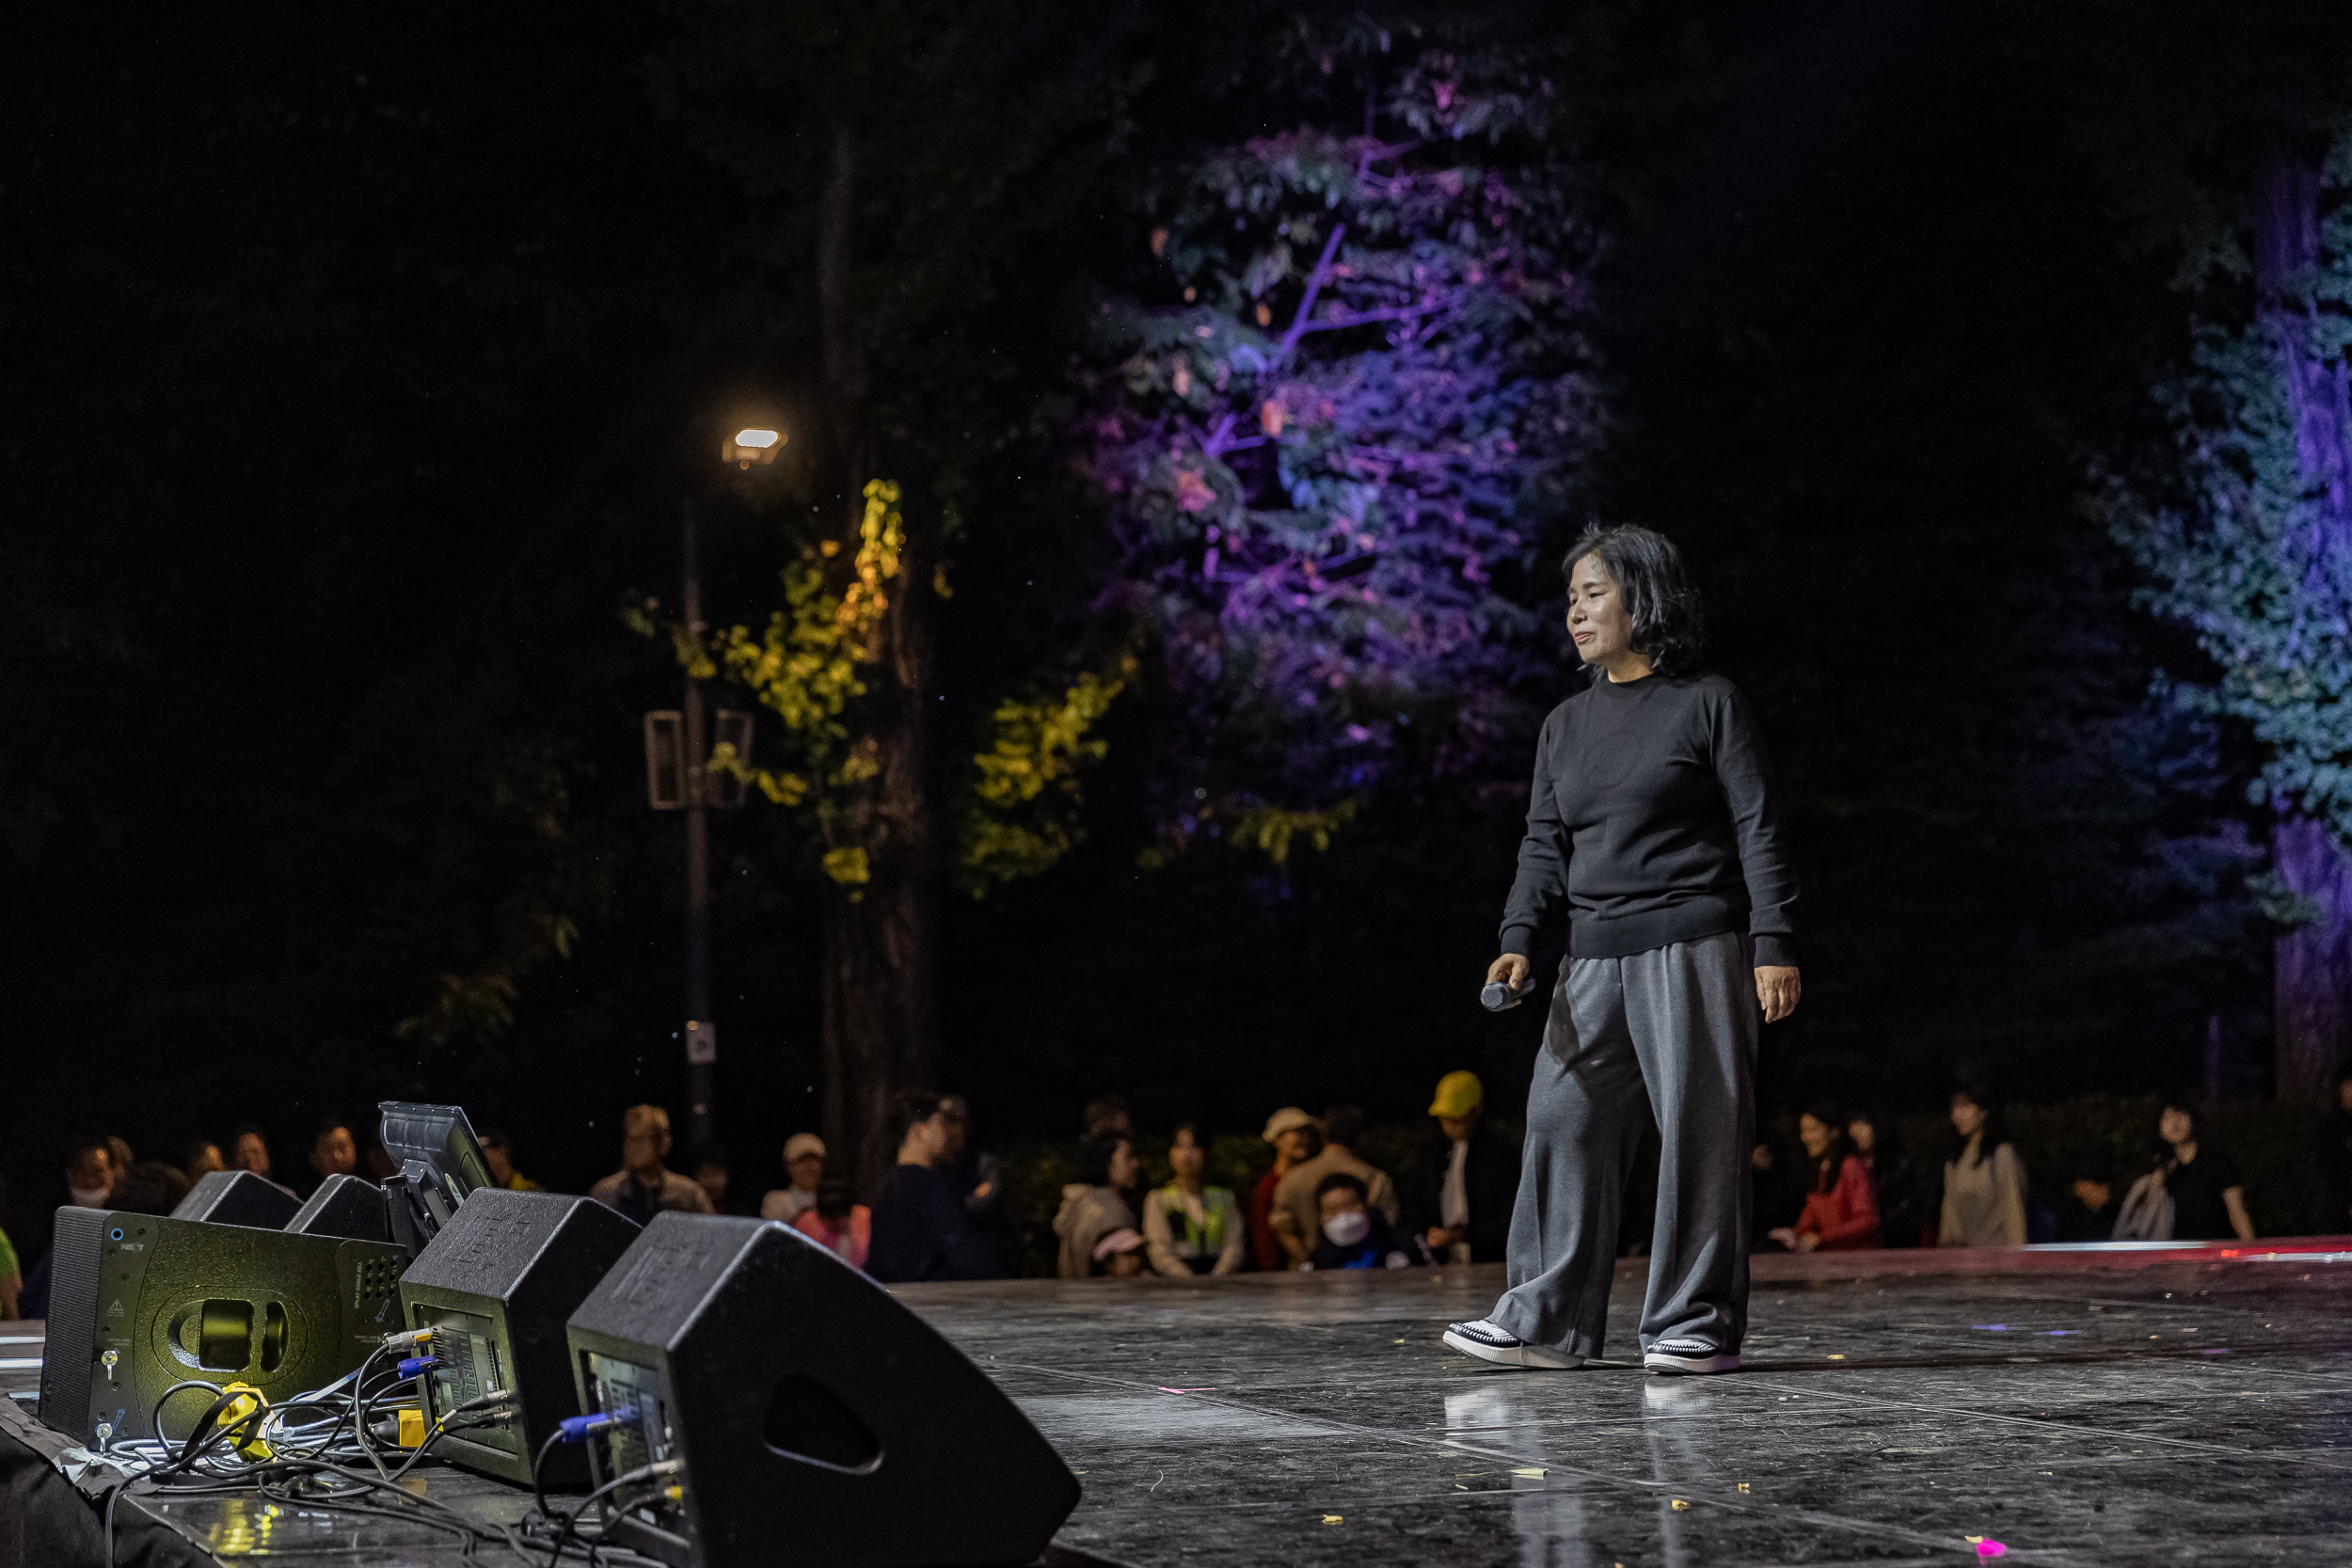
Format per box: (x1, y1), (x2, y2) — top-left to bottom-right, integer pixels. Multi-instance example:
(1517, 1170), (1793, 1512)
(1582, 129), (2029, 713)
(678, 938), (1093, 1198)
(646, 425), (785, 1154)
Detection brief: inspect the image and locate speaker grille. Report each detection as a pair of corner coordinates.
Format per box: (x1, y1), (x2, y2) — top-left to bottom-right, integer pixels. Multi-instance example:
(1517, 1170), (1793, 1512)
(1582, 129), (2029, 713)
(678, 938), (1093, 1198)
(37, 1207), (108, 1438)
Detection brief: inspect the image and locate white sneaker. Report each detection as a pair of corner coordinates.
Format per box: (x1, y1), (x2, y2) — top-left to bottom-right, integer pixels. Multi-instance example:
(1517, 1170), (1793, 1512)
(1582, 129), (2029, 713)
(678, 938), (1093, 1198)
(1643, 1338), (1740, 1375)
(1441, 1319), (1583, 1370)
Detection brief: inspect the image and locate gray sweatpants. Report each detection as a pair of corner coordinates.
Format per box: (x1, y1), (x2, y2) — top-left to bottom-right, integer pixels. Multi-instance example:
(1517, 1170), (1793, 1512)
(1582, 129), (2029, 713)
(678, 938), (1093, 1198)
(1487, 931), (1758, 1360)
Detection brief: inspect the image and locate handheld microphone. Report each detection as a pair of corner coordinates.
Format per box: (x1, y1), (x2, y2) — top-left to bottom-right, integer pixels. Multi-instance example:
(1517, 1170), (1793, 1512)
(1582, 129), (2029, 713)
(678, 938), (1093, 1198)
(1480, 980), (1535, 1012)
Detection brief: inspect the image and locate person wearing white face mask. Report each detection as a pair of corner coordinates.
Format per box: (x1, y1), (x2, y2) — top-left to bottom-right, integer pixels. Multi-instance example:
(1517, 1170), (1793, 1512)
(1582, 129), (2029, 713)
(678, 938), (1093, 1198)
(18, 1136), (119, 1321)
(1304, 1173), (1422, 1271)
(64, 1135), (116, 1210)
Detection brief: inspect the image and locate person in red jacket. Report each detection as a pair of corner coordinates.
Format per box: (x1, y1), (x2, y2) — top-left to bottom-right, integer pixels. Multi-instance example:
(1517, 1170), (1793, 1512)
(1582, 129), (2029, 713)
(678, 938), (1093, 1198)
(1769, 1102), (1881, 1252)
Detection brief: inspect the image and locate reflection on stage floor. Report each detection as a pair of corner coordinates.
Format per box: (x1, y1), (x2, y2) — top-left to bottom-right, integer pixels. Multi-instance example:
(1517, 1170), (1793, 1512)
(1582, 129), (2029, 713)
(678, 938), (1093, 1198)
(903, 1248), (2352, 1566)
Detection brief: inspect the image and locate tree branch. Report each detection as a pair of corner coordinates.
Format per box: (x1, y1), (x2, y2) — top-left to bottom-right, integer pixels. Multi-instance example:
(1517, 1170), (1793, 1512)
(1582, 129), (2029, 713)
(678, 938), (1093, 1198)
(1279, 223), (1347, 360)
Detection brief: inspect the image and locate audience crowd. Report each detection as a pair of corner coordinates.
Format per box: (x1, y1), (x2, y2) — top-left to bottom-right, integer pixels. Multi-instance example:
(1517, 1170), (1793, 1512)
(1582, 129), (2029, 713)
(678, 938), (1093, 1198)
(4, 1061), (2348, 1315)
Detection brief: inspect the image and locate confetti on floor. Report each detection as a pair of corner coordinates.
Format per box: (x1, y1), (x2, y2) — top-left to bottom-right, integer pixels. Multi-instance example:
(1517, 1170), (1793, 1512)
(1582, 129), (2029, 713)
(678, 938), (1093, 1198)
(1323, 1514), (1343, 1526)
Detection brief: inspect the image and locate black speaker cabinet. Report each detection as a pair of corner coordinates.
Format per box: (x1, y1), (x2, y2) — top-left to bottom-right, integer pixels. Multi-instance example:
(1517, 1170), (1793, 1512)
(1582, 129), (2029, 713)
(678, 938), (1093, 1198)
(396, 1189), (638, 1486)
(287, 1173), (392, 1243)
(172, 1170), (300, 1230)
(38, 1206), (410, 1445)
(566, 1213), (1078, 1568)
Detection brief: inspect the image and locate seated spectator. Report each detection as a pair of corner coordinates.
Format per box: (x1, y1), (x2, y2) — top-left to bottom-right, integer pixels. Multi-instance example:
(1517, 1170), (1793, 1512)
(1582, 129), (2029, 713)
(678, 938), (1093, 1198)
(1093, 1227), (1149, 1276)
(360, 1137), (400, 1182)
(1305, 1173), (1421, 1271)
(1055, 1132), (1141, 1279)
(762, 1133), (827, 1223)
(1748, 1136), (1802, 1249)
(22, 1138), (124, 1322)
(109, 1160), (191, 1216)
(64, 1135), (116, 1211)
(692, 1148), (747, 1215)
(183, 1141), (226, 1182)
(1847, 1110), (1925, 1248)
(939, 1096), (1007, 1237)
(1270, 1105), (1398, 1270)
(590, 1105), (715, 1224)
(1249, 1109), (1319, 1271)
(1770, 1103), (1880, 1252)
(1406, 1071), (1516, 1265)
(1143, 1124), (1244, 1276)
(2056, 1154), (2118, 1243)
(477, 1129), (545, 1192)
(867, 1089), (1006, 1283)
(2155, 1095), (2255, 1242)
(308, 1117), (360, 1194)
(2316, 1060), (2352, 1234)
(230, 1124), (297, 1196)
(1938, 1083), (2026, 1247)
(791, 1178), (871, 1270)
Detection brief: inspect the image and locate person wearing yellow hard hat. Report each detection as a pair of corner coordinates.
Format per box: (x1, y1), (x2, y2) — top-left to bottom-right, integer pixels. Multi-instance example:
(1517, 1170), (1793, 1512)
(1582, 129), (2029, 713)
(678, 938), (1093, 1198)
(1406, 1072), (1517, 1265)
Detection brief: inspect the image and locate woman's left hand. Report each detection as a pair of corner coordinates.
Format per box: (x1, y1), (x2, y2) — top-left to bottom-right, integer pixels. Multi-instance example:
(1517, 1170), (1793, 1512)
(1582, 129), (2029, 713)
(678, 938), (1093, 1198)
(1756, 965), (1802, 1022)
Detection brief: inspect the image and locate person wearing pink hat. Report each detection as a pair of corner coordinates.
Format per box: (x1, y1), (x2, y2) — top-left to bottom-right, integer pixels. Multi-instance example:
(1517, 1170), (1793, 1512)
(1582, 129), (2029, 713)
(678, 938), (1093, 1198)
(1091, 1227), (1149, 1277)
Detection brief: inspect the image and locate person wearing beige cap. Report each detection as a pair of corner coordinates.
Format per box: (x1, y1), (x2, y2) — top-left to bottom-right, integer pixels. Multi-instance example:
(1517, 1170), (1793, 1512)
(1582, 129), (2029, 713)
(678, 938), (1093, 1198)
(1406, 1072), (1516, 1265)
(760, 1132), (827, 1224)
(1248, 1108), (1320, 1270)
(1268, 1105), (1398, 1269)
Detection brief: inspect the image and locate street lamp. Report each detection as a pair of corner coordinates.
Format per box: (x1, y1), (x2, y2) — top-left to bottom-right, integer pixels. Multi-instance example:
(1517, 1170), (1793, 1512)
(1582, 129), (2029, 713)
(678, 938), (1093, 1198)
(723, 427), (785, 467)
(642, 420), (786, 1153)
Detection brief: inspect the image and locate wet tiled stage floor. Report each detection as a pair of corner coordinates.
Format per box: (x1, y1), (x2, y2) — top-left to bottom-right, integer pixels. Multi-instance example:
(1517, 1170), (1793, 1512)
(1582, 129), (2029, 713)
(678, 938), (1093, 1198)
(907, 1244), (2352, 1567)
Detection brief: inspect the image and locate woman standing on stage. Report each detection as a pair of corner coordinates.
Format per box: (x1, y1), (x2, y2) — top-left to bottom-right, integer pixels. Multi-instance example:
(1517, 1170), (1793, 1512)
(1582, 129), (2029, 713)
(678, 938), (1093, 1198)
(1443, 524), (1800, 1375)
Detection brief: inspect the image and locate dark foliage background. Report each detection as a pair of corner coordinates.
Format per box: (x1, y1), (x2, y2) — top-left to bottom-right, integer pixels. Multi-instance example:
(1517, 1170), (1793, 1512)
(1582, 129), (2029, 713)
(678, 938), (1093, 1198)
(0, 2), (2288, 1252)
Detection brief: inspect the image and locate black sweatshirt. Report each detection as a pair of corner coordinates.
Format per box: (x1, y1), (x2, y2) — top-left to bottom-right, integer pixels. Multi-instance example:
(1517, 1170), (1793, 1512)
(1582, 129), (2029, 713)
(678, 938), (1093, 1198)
(1499, 671), (1799, 967)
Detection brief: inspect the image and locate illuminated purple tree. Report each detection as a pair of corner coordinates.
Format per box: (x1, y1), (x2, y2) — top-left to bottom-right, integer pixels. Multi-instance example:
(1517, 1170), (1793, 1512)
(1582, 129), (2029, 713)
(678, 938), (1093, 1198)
(1078, 58), (1603, 863)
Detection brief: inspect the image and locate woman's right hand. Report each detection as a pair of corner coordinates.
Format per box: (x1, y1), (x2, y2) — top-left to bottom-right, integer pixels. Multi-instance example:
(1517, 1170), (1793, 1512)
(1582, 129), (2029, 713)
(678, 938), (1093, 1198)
(1486, 953), (1530, 990)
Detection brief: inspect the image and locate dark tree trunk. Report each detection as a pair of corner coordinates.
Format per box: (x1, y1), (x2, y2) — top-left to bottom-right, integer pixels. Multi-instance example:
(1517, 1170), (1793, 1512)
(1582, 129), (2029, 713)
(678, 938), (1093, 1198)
(2271, 816), (2352, 1101)
(2253, 149), (2352, 1102)
(812, 122), (939, 1193)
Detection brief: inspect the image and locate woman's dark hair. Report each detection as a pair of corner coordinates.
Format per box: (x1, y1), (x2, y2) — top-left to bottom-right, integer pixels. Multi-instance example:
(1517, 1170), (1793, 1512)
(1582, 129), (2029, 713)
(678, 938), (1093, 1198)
(1075, 1132), (1131, 1189)
(1314, 1171), (1369, 1203)
(1951, 1082), (2011, 1164)
(890, 1087), (946, 1143)
(2156, 1089), (2198, 1128)
(111, 1160), (191, 1216)
(816, 1177), (855, 1222)
(1562, 523), (1708, 677)
(1800, 1101), (1853, 1194)
(1170, 1121), (1203, 1148)
(1847, 1107), (1903, 1163)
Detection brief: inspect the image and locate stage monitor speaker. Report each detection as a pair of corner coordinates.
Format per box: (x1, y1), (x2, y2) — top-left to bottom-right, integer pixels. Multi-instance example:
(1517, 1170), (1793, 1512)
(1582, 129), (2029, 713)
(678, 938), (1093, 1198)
(171, 1170), (300, 1230)
(396, 1189), (639, 1486)
(287, 1173), (393, 1243)
(567, 1213), (1078, 1568)
(37, 1206), (409, 1446)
